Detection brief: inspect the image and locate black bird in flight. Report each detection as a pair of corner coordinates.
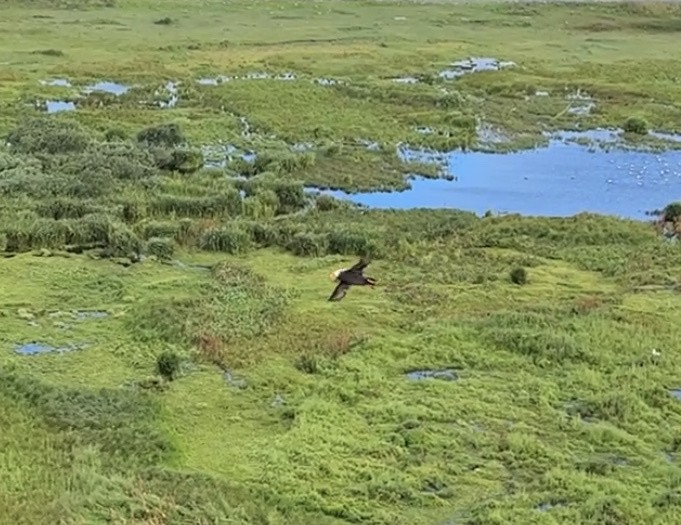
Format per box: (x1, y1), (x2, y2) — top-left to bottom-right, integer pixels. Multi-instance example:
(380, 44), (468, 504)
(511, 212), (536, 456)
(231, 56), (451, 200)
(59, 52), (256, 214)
(328, 257), (377, 302)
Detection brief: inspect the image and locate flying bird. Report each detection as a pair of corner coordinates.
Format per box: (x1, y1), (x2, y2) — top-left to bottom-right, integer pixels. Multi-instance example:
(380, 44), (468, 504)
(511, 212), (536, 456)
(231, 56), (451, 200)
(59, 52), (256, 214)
(328, 257), (377, 302)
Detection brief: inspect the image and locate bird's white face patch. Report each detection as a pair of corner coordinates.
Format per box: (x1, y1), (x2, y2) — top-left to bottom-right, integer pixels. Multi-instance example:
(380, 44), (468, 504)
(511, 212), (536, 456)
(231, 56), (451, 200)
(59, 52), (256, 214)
(329, 268), (345, 281)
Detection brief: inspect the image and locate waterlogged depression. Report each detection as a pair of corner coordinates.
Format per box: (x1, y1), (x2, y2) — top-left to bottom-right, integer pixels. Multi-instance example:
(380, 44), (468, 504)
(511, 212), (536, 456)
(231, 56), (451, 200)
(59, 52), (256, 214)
(318, 130), (681, 220)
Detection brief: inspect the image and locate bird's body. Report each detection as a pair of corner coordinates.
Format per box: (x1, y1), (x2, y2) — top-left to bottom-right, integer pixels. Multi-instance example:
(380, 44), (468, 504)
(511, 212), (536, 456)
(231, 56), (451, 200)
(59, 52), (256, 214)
(328, 257), (377, 301)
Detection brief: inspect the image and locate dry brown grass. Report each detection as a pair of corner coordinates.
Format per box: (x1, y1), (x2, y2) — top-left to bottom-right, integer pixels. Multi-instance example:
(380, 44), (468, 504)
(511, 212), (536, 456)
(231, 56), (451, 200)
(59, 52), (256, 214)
(194, 332), (227, 366)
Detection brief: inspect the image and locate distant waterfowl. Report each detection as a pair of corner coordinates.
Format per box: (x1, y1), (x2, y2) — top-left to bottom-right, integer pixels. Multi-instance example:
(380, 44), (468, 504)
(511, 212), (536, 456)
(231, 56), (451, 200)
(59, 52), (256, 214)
(328, 257), (377, 302)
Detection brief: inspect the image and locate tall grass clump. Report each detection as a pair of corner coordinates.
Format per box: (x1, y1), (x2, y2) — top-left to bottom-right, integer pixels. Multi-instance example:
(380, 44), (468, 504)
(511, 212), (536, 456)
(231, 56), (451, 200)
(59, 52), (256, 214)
(327, 229), (381, 257)
(199, 225), (252, 253)
(287, 232), (329, 257)
(151, 191), (242, 218)
(146, 237), (175, 260)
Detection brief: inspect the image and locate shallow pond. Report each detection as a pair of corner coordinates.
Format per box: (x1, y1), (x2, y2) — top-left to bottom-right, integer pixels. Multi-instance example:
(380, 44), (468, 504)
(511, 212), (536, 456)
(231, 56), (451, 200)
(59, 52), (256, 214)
(439, 56), (515, 80)
(14, 341), (87, 355)
(46, 100), (75, 113)
(318, 130), (681, 220)
(83, 81), (130, 95)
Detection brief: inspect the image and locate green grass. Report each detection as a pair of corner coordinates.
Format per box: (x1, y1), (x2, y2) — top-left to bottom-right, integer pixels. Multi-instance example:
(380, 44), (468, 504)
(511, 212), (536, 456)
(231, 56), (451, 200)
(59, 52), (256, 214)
(3, 0), (681, 524)
(4, 215), (681, 524)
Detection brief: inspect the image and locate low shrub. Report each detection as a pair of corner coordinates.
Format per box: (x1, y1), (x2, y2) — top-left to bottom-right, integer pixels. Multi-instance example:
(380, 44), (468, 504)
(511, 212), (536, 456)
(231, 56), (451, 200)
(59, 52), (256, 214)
(156, 351), (181, 381)
(146, 237), (175, 260)
(510, 266), (528, 285)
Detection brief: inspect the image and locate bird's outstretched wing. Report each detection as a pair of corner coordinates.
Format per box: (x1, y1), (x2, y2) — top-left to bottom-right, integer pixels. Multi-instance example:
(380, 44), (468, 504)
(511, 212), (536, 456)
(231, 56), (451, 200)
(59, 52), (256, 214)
(348, 257), (370, 274)
(328, 282), (350, 301)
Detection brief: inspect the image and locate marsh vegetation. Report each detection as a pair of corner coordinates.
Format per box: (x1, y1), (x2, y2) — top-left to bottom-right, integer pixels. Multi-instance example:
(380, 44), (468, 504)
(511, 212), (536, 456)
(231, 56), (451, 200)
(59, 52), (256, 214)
(3, 1), (681, 524)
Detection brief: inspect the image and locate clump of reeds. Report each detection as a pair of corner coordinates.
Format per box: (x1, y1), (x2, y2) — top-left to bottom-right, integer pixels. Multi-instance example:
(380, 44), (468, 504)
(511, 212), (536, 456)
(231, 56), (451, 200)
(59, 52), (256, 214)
(146, 237), (175, 260)
(199, 225), (252, 254)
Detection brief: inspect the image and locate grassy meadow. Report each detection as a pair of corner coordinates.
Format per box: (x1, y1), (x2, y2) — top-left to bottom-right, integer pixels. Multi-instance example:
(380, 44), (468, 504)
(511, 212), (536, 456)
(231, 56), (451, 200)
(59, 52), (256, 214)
(2, 0), (681, 524)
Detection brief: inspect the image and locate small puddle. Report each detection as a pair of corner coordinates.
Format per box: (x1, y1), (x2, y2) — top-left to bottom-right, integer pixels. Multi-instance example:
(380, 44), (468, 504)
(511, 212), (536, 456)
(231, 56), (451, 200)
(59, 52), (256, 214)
(197, 75), (231, 85)
(223, 370), (247, 389)
(536, 502), (565, 512)
(244, 72), (270, 80)
(315, 78), (342, 86)
(14, 341), (87, 355)
(291, 142), (314, 151)
(670, 389), (681, 401)
(44, 100), (75, 113)
(317, 129), (681, 220)
(201, 143), (255, 168)
(391, 76), (420, 84)
(275, 72), (296, 81)
(439, 57), (515, 80)
(356, 138), (380, 151)
(405, 368), (458, 381)
(83, 81), (130, 96)
(73, 310), (109, 320)
(271, 393), (285, 407)
(40, 78), (71, 87)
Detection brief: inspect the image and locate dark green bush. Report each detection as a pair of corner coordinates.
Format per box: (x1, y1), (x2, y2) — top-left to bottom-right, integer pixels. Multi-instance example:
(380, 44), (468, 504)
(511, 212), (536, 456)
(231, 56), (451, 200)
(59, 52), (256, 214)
(271, 181), (307, 214)
(150, 147), (204, 173)
(663, 201), (681, 222)
(510, 266), (528, 285)
(156, 351), (181, 381)
(623, 116), (649, 134)
(137, 122), (186, 148)
(246, 222), (279, 247)
(104, 127), (128, 141)
(146, 237), (175, 260)
(316, 194), (345, 211)
(100, 223), (142, 258)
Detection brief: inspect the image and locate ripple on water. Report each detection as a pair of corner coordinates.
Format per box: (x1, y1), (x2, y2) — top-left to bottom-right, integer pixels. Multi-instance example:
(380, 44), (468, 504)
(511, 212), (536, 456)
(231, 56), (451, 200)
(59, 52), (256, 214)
(318, 129), (681, 220)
